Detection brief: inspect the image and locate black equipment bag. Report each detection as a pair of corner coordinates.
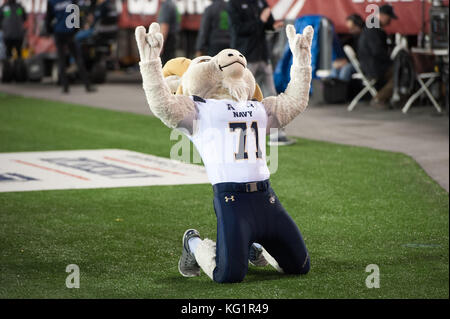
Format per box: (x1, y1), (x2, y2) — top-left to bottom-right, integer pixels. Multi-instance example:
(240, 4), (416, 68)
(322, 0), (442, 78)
(13, 59), (27, 82)
(1, 60), (14, 82)
(322, 78), (349, 104)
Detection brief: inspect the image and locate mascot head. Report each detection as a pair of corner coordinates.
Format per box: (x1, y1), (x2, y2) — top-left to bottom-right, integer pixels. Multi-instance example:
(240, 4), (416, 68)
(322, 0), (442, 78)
(162, 49), (263, 102)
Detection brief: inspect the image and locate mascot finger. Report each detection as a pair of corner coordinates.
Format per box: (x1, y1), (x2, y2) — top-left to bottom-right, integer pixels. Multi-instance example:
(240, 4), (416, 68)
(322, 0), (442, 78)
(286, 25), (297, 52)
(303, 25), (314, 48)
(135, 26), (147, 59)
(294, 33), (302, 50)
(154, 32), (164, 49)
(149, 22), (160, 35)
(286, 24), (296, 42)
(146, 34), (159, 48)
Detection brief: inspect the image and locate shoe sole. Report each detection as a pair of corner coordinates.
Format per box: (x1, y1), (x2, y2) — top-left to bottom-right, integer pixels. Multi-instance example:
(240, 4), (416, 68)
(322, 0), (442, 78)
(249, 259), (269, 267)
(249, 246), (269, 267)
(178, 229), (201, 277)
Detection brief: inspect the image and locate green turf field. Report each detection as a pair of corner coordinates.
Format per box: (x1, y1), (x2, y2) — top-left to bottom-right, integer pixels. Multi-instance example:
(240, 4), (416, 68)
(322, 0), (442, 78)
(0, 94), (448, 298)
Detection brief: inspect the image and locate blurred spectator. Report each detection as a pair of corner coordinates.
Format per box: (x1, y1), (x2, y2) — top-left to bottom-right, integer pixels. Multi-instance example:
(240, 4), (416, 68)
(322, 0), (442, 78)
(227, 0), (283, 97)
(74, 11), (95, 43)
(157, 0), (180, 65)
(330, 14), (363, 82)
(227, 0), (292, 146)
(75, 0), (118, 43)
(46, 0), (95, 93)
(0, 0), (27, 60)
(0, 31), (5, 60)
(195, 0), (230, 57)
(358, 4), (397, 109)
(92, 0), (118, 34)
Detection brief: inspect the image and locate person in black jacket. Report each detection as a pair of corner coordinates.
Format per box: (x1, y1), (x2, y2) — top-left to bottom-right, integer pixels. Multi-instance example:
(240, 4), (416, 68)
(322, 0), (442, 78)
(195, 0), (230, 57)
(227, 0), (283, 95)
(227, 0), (293, 145)
(74, 0), (118, 44)
(0, 0), (27, 60)
(357, 4), (397, 108)
(46, 0), (94, 93)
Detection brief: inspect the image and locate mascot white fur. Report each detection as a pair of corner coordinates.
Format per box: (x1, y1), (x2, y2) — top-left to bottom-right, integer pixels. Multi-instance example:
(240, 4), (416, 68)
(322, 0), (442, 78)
(136, 22), (313, 283)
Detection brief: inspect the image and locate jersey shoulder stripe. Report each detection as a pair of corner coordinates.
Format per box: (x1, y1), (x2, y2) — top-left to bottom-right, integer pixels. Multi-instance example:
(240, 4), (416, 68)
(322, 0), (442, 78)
(192, 95), (206, 103)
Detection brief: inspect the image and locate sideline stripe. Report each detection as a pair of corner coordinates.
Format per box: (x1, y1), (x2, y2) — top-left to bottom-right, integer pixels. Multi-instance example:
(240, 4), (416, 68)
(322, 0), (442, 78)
(103, 156), (186, 176)
(14, 160), (90, 181)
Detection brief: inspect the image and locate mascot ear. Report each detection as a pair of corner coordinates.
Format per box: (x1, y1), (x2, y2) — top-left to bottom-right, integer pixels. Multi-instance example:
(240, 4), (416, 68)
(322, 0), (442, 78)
(162, 57), (191, 78)
(252, 84), (264, 102)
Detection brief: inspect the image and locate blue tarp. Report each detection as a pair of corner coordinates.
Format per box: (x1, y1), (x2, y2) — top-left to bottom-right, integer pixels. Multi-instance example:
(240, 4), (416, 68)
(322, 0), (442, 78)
(273, 15), (345, 94)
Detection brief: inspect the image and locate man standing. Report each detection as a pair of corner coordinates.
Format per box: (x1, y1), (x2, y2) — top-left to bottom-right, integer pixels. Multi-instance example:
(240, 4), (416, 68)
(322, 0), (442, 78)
(0, 0), (27, 60)
(195, 0), (230, 57)
(46, 0), (95, 93)
(227, 0), (292, 145)
(157, 0), (180, 65)
(358, 4), (398, 108)
(227, 0), (282, 97)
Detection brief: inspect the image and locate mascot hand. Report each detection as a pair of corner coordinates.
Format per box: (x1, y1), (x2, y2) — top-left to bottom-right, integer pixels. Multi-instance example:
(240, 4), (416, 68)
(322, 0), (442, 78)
(135, 22), (164, 62)
(286, 24), (314, 67)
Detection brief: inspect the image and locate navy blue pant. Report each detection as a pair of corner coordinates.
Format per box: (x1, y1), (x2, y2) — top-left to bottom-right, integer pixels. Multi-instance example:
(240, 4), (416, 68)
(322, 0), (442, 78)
(212, 180), (310, 283)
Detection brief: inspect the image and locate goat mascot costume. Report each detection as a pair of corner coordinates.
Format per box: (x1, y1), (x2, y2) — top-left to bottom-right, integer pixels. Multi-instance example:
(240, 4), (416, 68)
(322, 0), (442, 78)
(136, 22), (313, 283)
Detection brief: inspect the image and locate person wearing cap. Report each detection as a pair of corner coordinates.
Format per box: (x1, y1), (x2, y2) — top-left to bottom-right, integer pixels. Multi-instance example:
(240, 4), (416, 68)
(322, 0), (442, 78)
(357, 4), (398, 109)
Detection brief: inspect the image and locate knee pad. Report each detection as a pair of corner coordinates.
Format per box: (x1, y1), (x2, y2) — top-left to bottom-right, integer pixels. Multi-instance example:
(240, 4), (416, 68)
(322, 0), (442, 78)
(195, 238), (216, 280)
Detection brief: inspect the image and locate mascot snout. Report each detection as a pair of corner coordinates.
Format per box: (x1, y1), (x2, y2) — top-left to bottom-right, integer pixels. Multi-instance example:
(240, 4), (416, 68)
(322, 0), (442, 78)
(216, 49), (247, 78)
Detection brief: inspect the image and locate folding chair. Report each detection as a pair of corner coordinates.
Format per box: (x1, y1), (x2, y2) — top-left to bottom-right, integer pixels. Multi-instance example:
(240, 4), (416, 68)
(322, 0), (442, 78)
(392, 35), (443, 114)
(402, 72), (442, 114)
(343, 45), (378, 111)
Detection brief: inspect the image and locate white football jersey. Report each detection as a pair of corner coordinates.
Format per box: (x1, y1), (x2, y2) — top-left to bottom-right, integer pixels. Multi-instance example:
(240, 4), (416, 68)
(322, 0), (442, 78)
(188, 96), (270, 185)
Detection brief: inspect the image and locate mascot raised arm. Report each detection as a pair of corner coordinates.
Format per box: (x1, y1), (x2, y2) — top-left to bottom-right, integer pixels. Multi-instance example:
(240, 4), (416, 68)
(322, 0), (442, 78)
(135, 22), (313, 283)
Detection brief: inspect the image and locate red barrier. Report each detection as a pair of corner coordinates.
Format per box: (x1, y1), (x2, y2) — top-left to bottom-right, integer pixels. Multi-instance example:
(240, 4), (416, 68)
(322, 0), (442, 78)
(2, 0), (447, 34)
(117, 0), (449, 34)
(266, 0), (449, 35)
(1, 0), (447, 55)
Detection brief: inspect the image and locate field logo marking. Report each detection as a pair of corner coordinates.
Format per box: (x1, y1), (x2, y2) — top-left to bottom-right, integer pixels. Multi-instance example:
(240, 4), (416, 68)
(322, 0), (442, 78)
(66, 264), (80, 289)
(0, 149), (208, 193)
(365, 264), (380, 288)
(15, 159), (90, 181)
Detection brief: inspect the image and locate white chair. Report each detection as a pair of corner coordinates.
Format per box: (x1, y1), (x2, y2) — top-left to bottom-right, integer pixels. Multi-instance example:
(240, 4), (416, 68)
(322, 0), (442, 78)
(402, 72), (442, 114)
(343, 45), (378, 111)
(391, 35), (442, 114)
